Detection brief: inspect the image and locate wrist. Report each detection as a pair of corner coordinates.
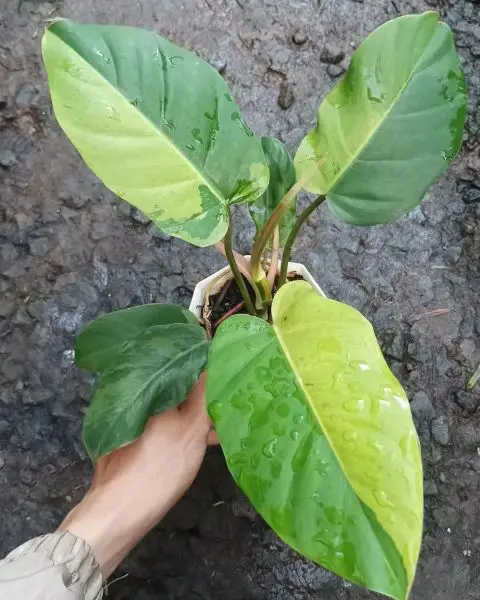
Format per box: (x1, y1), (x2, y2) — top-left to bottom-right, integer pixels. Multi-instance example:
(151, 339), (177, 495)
(59, 484), (158, 578)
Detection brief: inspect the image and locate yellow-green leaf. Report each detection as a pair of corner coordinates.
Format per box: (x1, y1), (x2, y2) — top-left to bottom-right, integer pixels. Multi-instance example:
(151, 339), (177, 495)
(42, 19), (269, 246)
(207, 281), (423, 599)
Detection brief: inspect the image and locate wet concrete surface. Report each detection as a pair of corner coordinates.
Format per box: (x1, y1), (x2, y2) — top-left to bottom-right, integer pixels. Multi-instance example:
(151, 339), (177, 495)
(0, 0), (479, 598)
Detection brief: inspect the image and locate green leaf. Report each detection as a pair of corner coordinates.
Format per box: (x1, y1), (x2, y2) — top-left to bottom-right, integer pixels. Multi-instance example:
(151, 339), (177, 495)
(249, 137), (297, 245)
(207, 281), (423, 600)
(76, 303), (197, 372)
(295, 12), (466, 225)
(84, 323), (208, 461)
(42, 19), (269, 247)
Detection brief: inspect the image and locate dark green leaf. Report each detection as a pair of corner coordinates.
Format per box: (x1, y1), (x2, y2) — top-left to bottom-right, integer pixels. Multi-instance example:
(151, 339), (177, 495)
(76, 304), (197, 372)
(83, 323), (208, 461)
(249, 137), (297, 245)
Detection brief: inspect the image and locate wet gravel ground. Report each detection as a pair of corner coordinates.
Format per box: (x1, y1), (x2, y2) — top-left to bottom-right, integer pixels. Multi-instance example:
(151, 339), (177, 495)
(0, 0), (479, 598)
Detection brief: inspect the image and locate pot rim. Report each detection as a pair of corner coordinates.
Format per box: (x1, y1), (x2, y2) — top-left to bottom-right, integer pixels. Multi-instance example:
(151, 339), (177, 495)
(189, 260), (325, 318)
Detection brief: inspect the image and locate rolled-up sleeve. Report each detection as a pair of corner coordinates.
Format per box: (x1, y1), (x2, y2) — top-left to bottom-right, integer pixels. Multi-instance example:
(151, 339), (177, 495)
(0, 531), (103, 600)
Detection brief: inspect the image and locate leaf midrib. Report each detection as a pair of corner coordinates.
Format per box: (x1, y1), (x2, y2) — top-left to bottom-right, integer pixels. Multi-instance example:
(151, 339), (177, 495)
(47, 23), (227, 207)
(324, 13), (438, 195)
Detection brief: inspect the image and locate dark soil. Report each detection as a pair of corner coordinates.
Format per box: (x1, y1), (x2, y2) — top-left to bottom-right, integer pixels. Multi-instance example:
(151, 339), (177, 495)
(208, 278), (251, 331)
(0, 1), (479, 599)
(206, 271), (304, 334)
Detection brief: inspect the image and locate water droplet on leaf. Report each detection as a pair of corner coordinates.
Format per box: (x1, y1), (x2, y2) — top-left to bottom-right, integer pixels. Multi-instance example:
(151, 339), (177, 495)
(276, 403), (290, 418)
(168, 55), (184, 66)
(373, 489), (395, 508)
(342, 399), (365, 413)
(241, 437), (254, 450)
(350, 360), (370, 371)
(229, 452), (248, 466)
(106, 106), (121, 122)
(94, 48), (111, 63)
(262, 437), (277, 459)
(343, 430), (358, 442)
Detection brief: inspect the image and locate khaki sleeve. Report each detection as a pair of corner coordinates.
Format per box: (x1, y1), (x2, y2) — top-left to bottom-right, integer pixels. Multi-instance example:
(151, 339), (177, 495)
(0, 531), (103, 600)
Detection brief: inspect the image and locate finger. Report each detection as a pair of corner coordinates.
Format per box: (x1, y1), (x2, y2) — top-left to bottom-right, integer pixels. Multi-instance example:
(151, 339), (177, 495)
(180, 372), (208, 421)
(207, 429), (219, 446)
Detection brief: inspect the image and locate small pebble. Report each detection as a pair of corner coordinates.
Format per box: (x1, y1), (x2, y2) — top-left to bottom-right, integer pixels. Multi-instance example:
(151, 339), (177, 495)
(326, 64), (345, 78)
(410, 391), (435, 419)
(431, 416), (450, 446)
(211, 57), (227, 74)
(463, 187), (480, 204)
(60, 192), (90, 210)
(292, 30), (308, 45)
(320, 44), (345, 65)
(455, 389), (478, 412)
(148, 223), (171, 241)
(0, 457), (4, 470)
(0, 298), (15, 318)
(131, 208), (150, 225)
(470, 454), (480, 473)
(19, 469), (33, 485)
(424, 480), (438, 496)
(15, 82), (39, 108)
(29, 237), (51, 257)
(0, 150), (17, 168)
(278, 81), (294, 110)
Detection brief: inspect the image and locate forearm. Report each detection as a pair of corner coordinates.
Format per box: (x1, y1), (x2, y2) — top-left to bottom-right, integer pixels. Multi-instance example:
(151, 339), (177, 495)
(59, 412), (210, 578)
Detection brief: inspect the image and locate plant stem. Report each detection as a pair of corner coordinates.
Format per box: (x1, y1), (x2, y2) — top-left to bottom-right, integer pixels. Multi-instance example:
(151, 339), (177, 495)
(267, 227), (280, 288)
(250, 162), (323, 289)
(214, 241), (264, 309)
(279, 195), (325, 287)
(224, 215), (256, 316)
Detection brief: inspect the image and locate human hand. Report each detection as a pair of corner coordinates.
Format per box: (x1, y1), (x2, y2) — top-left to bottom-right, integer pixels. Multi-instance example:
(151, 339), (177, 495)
(60, 373), (216, 578)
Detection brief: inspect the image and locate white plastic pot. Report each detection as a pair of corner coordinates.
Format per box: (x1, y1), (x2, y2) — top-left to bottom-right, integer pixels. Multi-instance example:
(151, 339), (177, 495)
(189, 260), (325, 319)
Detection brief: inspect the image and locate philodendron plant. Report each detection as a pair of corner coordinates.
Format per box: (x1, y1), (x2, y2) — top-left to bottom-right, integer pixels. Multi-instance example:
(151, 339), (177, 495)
(42, 11), (466, 599)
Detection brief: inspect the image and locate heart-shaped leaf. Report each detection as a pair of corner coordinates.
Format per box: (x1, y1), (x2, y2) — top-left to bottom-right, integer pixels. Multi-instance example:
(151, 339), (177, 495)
(76, 303), (197, 372)
(84, 323), (208, 461)
(295, 12), (466, 225)
(249, 137), (297, 246)
(207, 281), (423, 600)
(42, 19), (269, 247)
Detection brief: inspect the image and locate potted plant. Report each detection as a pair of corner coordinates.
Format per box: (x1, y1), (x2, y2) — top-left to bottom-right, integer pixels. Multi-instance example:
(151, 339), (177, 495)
(42, 11), (466, 599)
